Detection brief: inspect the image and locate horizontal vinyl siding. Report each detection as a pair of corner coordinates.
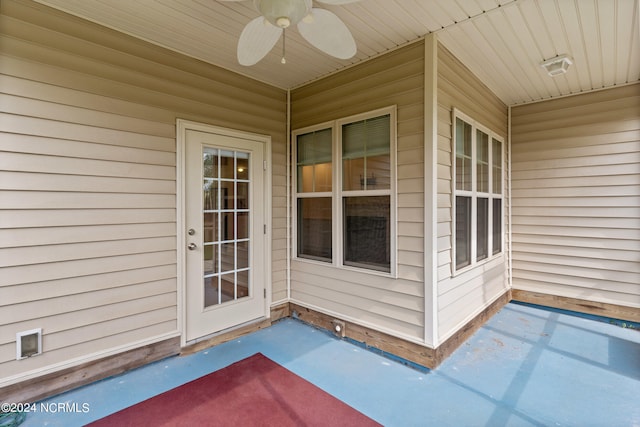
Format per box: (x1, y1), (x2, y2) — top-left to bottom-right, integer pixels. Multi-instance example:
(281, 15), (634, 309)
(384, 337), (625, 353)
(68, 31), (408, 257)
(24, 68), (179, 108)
(511, 84), (640, 308)
(290, 41), (425, 341)
(0, 0), (285, 383)
(436, 45), (509, 343)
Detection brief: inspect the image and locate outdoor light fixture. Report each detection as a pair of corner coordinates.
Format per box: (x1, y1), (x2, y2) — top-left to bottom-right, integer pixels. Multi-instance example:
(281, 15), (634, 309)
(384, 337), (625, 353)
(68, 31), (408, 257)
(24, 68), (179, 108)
(540, 54), (573, 76)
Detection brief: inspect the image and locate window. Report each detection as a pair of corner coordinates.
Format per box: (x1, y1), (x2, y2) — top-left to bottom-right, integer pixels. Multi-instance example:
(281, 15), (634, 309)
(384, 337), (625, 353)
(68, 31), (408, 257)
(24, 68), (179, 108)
(295, 127), (332, 262)
(453, 110), (504, 272)
(294, 107), (396, 274)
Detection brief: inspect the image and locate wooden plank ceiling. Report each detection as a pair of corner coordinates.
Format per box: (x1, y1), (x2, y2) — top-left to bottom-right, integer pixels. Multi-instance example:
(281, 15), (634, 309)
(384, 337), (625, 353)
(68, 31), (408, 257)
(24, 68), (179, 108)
(35, 0), (640, 105)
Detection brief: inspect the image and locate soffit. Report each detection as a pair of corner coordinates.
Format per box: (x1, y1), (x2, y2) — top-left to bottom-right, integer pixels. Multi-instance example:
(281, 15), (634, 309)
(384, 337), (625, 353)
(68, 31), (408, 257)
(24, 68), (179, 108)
(34, 0), (640, 105)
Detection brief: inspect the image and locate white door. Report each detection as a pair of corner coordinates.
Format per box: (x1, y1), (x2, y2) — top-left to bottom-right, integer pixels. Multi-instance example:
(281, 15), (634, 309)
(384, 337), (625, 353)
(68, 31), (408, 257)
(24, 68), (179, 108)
(185, 129), (266, 342)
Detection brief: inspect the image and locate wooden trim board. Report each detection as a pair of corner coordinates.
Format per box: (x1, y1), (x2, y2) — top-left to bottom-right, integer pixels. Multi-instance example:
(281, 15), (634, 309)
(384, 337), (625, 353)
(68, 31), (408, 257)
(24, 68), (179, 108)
(291, 290), (511, 369)
(0, 337), (181, 405)
(512, 290), (640, 323)
(180, 303), (291, 355)
(2, 304), (290, 405)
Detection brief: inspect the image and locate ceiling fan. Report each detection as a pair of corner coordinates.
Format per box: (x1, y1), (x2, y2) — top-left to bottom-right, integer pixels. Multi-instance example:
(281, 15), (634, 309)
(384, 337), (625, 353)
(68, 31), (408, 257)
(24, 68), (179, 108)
(219, 0), (361, 66)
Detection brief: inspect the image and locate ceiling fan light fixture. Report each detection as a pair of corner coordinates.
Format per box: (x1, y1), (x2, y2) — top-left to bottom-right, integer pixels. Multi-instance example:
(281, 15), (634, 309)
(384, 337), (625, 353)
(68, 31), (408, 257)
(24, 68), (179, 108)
(276, 17), (291, 28)
(254, 0), (311, 28)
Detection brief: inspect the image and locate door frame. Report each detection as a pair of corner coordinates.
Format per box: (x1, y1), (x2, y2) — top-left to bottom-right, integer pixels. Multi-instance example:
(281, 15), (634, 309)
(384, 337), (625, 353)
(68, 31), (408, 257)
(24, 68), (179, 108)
(176, 119), (272, 347)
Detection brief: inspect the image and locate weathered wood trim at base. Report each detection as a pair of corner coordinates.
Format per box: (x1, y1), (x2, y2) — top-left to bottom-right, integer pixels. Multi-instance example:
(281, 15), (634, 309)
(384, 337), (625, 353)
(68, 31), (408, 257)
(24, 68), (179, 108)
(180, 304), (290, 356)
(0, 297), (515, 404)
(291, 290), (511, 369)
(512, 290), (640, 323)
(434, 290), (512, 366)
(180, 319), (272, 356)
(290, 302), (437, 368)
(270, 301), (291, 322)
(1, 337), (181, 405)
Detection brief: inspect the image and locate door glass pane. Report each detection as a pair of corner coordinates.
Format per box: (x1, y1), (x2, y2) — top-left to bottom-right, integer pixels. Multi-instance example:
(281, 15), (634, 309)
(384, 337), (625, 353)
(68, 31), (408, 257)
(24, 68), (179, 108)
(203, 180), (218, 210)
(203, 149), (218, 178)
(220, 180), (235, 210)
(203, 213), (218, 242)
(204, 276), (220, 308)
(238, 240), (249, 269)
(237, 212), (249, 239)
(204, 243), (218, 276)
(219, 272), (235, 303)
(202, 148), (251, 308)
(219, 150), (235, 179)
(237, 270), (249, 298)
(237, 182), (249, 209)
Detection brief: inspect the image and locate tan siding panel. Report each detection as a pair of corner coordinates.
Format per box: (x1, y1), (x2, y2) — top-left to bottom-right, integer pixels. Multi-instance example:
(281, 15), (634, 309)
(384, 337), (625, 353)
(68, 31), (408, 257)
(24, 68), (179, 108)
(0, 0), (286, 384)
(3, 279), (176, 324)
(0, 265), (176, 306)
(0, 132), (176, 165)
(511, 84), (640, 308)
(0, 172), (175, 194)
(0, 322), (176, 380)
(0, 93), (176, 138)
(0, 191), (175, 209)
(436, 43), (508, 342)
(0, 113), (174, 152)
(0, 150), (175, 179)
(289, 42), (425, 341)
(0, 208), (176, 229)
(0, 237), (175, 267)
(1, 251), (176, 287)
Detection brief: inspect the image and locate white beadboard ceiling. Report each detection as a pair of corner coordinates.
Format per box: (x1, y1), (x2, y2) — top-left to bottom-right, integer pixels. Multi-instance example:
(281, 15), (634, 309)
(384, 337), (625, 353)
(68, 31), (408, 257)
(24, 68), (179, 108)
(35, 0), (640, 106)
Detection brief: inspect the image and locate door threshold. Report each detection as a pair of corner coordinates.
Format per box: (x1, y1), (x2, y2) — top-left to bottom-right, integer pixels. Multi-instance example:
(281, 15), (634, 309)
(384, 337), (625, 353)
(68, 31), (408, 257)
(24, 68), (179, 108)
(181, 317), (271, 356)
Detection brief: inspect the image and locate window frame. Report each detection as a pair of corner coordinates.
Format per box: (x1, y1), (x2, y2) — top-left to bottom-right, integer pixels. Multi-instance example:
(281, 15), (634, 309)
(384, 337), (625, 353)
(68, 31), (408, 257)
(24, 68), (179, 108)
(451, 108), (504, 275)
(292, 106), (397, 277)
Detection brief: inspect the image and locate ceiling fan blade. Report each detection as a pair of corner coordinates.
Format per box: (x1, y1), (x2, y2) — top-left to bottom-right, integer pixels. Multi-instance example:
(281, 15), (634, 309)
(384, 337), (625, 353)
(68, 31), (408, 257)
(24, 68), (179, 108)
(297, 8), (356, 60)
(237, 17), (282, 66)
(315, 0), (361, 4)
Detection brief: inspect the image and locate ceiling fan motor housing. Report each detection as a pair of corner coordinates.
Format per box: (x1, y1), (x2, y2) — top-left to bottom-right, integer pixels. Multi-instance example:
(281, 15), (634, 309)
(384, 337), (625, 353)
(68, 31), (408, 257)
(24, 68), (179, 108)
(254, 0), (312, 28)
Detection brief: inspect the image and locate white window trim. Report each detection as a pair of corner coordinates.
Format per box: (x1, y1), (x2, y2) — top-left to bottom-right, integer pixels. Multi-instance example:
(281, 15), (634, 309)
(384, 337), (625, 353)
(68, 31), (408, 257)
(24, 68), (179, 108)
(292, 106), (397, 277)
(451, 108), (505, 276)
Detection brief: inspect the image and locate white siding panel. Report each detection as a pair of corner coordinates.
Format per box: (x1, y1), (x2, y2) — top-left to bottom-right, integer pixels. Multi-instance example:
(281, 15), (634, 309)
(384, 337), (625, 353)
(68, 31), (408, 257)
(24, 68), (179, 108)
(511, 84), (640, 308)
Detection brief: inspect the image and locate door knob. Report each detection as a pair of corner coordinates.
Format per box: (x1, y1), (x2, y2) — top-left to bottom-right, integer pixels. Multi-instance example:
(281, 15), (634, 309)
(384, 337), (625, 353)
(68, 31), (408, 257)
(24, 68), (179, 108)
(188, 243), (197, 250)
